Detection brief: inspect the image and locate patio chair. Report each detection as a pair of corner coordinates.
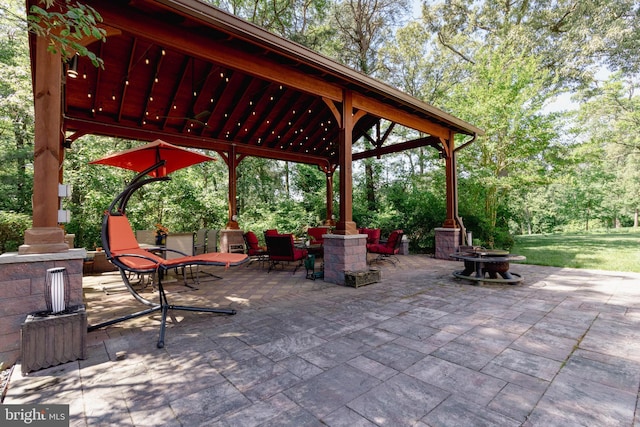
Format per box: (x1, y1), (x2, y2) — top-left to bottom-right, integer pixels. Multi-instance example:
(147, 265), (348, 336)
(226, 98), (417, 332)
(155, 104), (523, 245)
(358, 227), (381, 245)
(265, 233), (308, 273)
(367, 230), (403, 265)
(193, 228), (207, 255)
(89, 212), (248, 348)
(264, 228), (279, 237)
(307, 227), (328, 245)
(206, 229), (218, 253)
(243, 231), (268, 267)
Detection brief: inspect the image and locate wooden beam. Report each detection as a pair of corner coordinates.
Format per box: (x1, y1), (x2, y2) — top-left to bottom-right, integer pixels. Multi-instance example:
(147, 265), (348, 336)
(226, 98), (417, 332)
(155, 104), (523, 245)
(65, 116), (330, 169)
(352, 136), (442, 161)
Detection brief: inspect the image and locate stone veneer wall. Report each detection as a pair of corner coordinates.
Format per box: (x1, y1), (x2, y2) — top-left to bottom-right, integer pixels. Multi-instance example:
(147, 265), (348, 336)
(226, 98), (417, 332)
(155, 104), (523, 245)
(0, 249), (85, 367)
(434, 227), (460, 260)
(323, 234), (367, 285)
(218, 229), (245, 253)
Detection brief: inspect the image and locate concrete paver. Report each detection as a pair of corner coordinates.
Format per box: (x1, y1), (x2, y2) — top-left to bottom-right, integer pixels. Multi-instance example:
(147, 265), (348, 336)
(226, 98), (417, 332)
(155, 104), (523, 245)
(5, 255), (640, 426)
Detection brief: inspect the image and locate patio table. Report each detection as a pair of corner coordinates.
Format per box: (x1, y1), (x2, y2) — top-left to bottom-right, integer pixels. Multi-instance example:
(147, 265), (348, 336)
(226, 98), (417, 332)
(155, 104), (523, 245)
(451, 249), (526, 285)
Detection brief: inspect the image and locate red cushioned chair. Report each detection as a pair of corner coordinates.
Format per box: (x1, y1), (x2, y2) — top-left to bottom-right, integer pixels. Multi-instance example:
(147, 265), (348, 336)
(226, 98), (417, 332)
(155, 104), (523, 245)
(265, 233), (308, 273)
(367, 229), (403, 265)
(358, 227), (381, 245)
(307, 227), (328, 245)
(243, 231), (268, 267)
(264, 228), (279, 236)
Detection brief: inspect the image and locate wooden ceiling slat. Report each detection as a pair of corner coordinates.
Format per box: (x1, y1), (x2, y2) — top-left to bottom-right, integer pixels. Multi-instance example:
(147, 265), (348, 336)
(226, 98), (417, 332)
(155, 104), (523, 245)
(200, 69), (234, 137)
(221, 78), (266, 141)
(116, 38), (137, 123)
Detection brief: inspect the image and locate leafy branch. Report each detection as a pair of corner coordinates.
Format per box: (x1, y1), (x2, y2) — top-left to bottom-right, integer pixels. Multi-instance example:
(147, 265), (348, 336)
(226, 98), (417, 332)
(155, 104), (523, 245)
(27, 0), (106, 68)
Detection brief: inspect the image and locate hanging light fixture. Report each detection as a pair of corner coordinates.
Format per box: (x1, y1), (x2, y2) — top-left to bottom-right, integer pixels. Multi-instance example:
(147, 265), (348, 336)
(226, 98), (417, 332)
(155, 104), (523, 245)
(67, 55), (79, 79)
(44, 267), (70, 314)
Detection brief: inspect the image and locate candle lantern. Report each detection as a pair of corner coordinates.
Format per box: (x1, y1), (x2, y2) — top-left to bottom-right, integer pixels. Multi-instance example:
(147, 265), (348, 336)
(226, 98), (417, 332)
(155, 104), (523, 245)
(44, 267), (70, 314)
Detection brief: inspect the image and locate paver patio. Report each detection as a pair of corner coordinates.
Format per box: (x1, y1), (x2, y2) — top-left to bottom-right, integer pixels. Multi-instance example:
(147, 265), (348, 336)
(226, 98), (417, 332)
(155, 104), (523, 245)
(4, 255), (640, 426)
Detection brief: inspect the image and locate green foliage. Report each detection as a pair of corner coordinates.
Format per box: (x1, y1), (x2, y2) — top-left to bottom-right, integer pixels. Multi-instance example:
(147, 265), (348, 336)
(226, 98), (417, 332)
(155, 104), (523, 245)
(27, 0), (106, 67)
(0, 211), (31, 252)
(0, 1), (34, 214)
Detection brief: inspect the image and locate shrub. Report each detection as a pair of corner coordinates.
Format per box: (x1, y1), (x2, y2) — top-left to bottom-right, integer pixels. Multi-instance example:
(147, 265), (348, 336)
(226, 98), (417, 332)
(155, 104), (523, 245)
(0, 211), (31, 253)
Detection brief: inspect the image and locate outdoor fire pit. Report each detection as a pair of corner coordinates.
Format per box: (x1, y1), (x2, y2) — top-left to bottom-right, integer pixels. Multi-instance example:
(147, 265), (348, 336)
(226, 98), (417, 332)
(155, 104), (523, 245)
(451, 248), (525, 285)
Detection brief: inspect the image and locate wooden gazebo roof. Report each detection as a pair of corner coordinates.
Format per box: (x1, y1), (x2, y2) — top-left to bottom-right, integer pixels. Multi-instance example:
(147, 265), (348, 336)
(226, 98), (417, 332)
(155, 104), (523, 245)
(48, 0), (482, 170)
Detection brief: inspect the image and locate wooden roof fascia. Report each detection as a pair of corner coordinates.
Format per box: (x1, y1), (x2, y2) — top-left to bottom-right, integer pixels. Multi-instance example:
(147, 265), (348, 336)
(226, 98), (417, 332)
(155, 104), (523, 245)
(64, 116), (331, 169)
(352, 136), (443, 161)
(152, 0), (483, 136)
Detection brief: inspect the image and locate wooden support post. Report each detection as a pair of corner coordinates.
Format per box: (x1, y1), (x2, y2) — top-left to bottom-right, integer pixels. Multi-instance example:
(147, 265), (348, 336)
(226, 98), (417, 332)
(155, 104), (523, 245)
(324, 171), (335, 225)
(20, 36), (68, 254)
(443, 131), (458, 228)
(335, 90), (357, 235)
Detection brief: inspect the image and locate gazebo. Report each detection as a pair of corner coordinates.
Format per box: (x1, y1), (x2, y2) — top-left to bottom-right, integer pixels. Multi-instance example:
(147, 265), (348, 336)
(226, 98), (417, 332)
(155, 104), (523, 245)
(26, 0), (482, 256)
(0, 0), (482, 364)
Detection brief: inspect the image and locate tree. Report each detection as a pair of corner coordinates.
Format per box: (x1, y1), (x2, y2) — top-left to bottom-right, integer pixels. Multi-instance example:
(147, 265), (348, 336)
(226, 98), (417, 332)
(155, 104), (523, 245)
(420, 0), (640, 91)
(324, 0), (409, 214)
(0, 0), (34, 214)
(203, 0), (330, 49)
(572, 73), (640, 227)
(24, 0), (106, 67)
(449, 44), (560, 238)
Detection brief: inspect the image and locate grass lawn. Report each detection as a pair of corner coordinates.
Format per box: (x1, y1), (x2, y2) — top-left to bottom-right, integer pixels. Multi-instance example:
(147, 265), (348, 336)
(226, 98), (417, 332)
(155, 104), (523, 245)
(511, 229), (640, 273)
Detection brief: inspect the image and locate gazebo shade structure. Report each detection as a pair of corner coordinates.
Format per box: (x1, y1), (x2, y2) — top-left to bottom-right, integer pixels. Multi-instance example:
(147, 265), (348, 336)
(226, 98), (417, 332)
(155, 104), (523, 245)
(26, 0), (482, 250)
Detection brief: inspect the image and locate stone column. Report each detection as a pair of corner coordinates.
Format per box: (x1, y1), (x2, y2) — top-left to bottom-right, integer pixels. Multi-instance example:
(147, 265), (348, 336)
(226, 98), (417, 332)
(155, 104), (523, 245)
(434, 227), (460, 260)
(323, 234), (367, 285)
(219, 229), (245, 253)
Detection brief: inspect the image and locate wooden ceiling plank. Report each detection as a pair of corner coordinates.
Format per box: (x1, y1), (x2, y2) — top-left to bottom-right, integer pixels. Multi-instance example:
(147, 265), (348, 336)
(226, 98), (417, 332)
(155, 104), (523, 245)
(240, 81), (279, 145)
(207, 72), (247, 137)
(160, 56), (190, 130)
(201, 67), (233, 134)
(90, 42), (105, 118)
(277, 96), (315, 152)
(223, 78), (266, 141)
(257, 87), (295, 148)
(181, 59), (214, 133)
(294, 98), (333, 155)
(116, 38), (137, 123)
(140, 45), (165, 126)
